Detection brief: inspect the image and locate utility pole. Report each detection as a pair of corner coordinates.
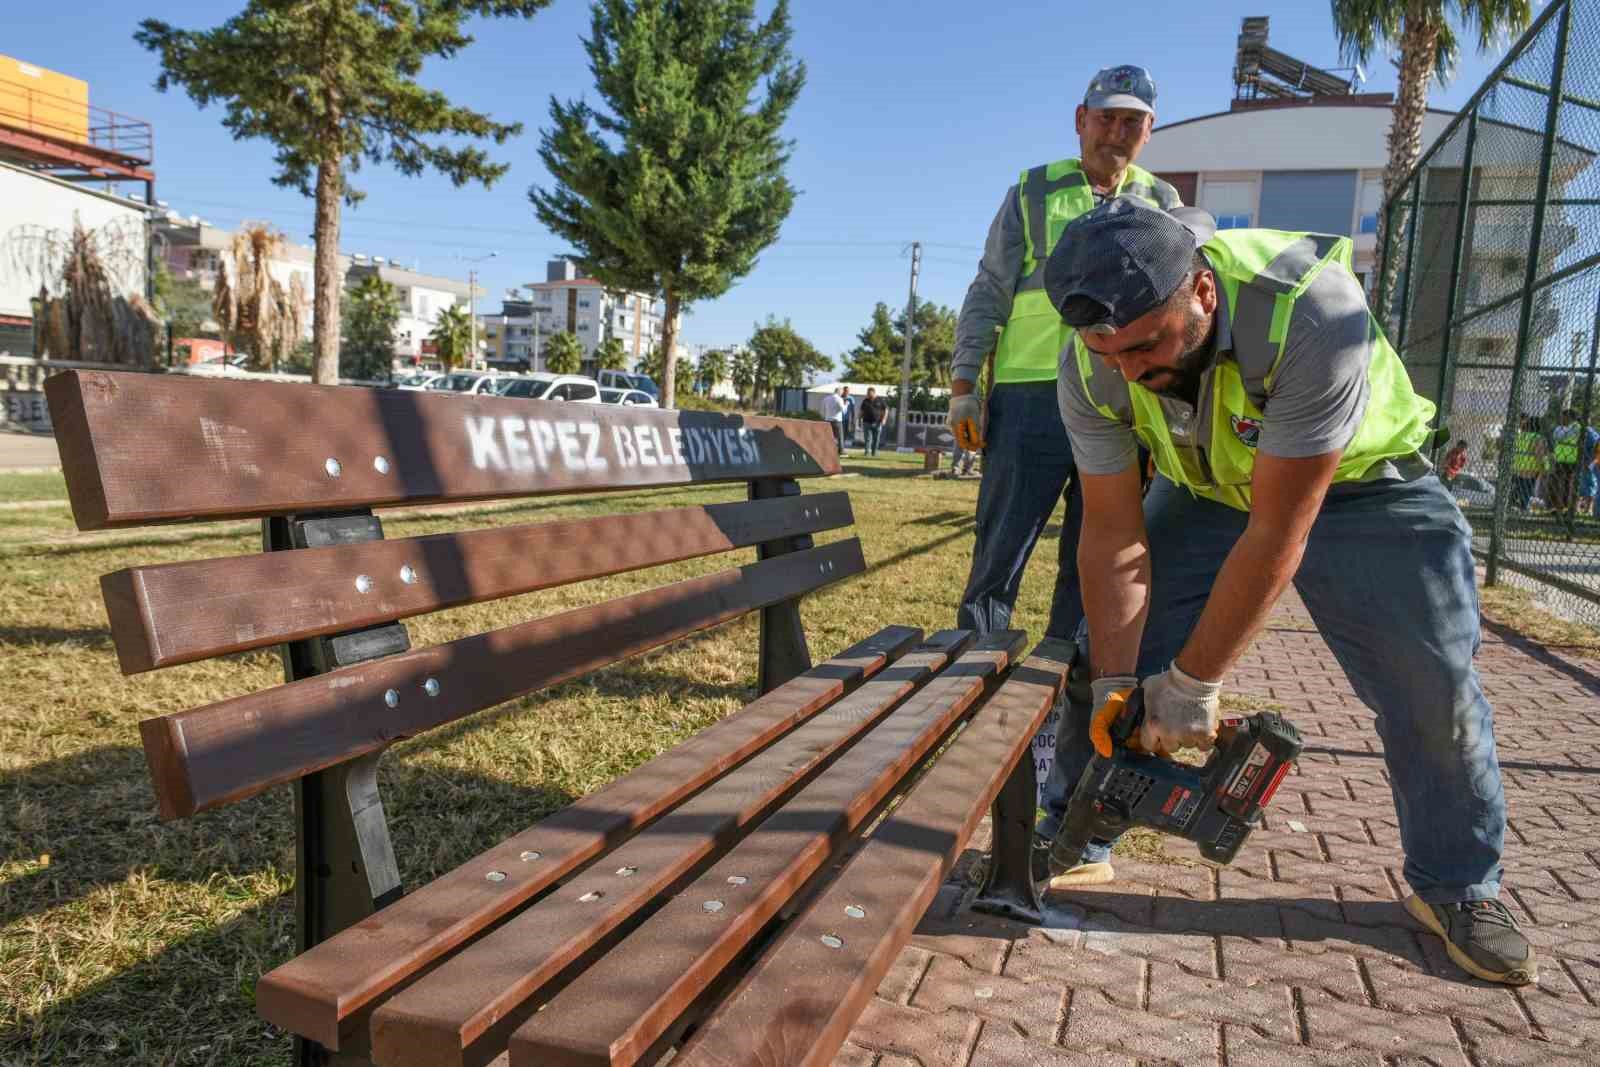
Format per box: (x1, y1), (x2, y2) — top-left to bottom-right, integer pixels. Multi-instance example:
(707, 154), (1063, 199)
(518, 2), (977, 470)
(468, 269), (479, 369)
(895, 241), (922, 449)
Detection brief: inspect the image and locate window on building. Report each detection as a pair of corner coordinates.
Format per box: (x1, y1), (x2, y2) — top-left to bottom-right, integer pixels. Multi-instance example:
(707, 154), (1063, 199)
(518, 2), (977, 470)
(578, 297), (592, 309)
(1200, 179), (1255, 230)
(418, 295), (432, 319)
(578, 321), (590, 330)
(1358, 176), (1384, 235)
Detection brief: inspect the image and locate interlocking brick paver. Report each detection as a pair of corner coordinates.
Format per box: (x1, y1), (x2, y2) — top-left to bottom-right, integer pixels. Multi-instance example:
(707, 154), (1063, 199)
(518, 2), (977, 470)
(842, 587), (1600, 1065)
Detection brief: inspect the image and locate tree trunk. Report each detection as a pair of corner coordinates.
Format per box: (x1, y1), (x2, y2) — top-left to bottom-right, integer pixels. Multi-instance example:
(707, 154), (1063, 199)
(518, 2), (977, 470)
(1374, 2), (1440, 320)
(312, 157), (344, 384)
(660, 290), (682, 409)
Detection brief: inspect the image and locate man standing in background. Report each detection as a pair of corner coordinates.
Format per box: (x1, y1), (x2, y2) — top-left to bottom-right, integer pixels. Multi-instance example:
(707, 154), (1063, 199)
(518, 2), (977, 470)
(945, 65), (1180, 655)
(821, 387), (846, 453)
(859, 386), (888, 456)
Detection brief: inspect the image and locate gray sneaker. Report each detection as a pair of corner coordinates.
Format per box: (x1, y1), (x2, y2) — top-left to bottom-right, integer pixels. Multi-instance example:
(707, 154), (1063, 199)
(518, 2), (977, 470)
(1405, 894), (1537, 985)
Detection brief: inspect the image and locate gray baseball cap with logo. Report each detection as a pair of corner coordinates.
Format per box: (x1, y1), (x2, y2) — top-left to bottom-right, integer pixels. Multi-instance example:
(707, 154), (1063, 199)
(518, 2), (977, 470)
(1084, 65), (1158, 114)
(1043, 197), (1219, 334)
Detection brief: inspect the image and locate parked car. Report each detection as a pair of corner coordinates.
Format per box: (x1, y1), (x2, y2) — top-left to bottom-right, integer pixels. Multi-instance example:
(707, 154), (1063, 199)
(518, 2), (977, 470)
(393, 371), (446, 391)
(600, 387), (659, 408)
(597, 369), (660, 399)
(426, 371), (505, 396)
(493, 373), (603, 403)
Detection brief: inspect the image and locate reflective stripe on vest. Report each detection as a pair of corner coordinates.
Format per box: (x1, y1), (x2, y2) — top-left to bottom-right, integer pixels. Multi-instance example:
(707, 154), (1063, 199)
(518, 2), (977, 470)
(1074, 228), (1436, 511)
(995, 159), (1178, 384)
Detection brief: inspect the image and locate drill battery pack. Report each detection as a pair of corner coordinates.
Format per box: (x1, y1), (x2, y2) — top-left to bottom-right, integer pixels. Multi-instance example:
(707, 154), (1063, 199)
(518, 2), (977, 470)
(1049, 689), (1304, 873)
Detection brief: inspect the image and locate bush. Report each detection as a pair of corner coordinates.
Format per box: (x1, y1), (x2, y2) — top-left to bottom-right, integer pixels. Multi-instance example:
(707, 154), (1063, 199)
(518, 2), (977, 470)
(673, 392), (742, 413)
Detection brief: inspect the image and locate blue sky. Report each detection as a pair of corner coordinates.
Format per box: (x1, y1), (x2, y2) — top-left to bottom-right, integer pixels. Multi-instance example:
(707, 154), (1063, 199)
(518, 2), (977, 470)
(9, 1), (1528, 368)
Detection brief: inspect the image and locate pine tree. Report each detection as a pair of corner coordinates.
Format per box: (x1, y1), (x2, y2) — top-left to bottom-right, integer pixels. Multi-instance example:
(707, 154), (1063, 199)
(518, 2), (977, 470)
(545, 331), (584, 375)
(341, 274), (401, 381)
(530, 0), (804, 409)
(137, 1), (550, 384)
(842, 302), (903, 384)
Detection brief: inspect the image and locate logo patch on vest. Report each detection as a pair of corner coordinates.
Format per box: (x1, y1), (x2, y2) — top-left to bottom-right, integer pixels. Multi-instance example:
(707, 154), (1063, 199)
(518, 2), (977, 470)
(1229, 414), (1261, 449)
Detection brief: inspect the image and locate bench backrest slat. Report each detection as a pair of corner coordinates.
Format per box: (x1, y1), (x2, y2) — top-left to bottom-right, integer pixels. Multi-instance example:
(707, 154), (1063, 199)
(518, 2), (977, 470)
(254, 626), (923, 1051)
(104, 492), (855, 674)
(47, 371), (840, 529)
(140, 538), (866, 819)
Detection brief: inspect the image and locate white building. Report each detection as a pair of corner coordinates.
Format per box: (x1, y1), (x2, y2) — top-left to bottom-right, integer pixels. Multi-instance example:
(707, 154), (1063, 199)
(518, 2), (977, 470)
(1140, 97), (1456, 287)
(155, 217), (472, 359)
(0, 160), (149, 354)
(345, 259), (471, 360)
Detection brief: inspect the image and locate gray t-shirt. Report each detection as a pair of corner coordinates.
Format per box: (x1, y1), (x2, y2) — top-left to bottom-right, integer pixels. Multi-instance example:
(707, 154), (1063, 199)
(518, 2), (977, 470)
(1058, 253), (1429, 484)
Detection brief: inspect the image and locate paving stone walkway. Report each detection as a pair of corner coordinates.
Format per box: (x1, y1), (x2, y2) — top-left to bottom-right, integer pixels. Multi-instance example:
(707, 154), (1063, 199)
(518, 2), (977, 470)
(839, 594), (1600, 1066)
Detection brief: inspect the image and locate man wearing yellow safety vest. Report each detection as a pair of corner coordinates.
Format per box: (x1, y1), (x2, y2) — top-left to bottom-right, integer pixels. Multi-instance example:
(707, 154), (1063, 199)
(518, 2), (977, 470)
(946, 65), (1179, 650)
(1511, 414), (1547, 511)
(1038, 197), (1535, 987)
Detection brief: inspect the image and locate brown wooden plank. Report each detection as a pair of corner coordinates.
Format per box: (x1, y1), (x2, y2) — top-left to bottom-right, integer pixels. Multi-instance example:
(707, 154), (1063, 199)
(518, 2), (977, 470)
(363, 631), (981, 1067)
(140, 538), (865, 821)
(102, 492), (855, 674)
(506, 632), (1029, 1067)
(672, 639), (1075, 1067)
(254, 625), (921, 1052)
(45, 370), (841, 530)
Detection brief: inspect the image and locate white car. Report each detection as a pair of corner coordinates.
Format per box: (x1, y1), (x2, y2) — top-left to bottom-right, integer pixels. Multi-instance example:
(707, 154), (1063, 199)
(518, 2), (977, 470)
(393, 371), (446, 391)
(427, 371), (506, 396)
(600, 387), (659, 408)
(492, 373), (603, 403)
(596, 369), (660, 399)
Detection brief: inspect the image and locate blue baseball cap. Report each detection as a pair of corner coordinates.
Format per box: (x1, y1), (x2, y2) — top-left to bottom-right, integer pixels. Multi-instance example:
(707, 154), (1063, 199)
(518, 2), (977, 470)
(1043, 197), (1218, 334)
(1084, 65), (1157, 114)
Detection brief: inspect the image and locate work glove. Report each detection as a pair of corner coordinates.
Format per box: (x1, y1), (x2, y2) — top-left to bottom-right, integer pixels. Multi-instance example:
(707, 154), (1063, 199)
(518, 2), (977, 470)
(945, 393), (985, 451)
(1087, 674), (1138, 758)
(1138, 663), (1222, 755)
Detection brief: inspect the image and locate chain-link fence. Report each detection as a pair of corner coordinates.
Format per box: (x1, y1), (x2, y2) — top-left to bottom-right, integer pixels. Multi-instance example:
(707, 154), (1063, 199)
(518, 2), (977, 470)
(1378, 0), (1600, 627)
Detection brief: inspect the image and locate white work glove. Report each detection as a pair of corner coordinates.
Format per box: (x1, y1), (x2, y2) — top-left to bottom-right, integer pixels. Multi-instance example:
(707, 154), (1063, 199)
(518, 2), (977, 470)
(1139, 663), (1223, 755)
(945, 393), (985, 451)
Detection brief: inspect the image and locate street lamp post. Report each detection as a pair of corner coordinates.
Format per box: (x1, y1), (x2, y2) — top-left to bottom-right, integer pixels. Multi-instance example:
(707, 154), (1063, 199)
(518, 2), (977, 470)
(457, 252), (497, 369)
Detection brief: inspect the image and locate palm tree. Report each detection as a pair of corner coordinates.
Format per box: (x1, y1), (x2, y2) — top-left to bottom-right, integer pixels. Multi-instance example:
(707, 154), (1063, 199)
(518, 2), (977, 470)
(731, 348), (756, 408)
(544, 330), (584, 375)
(1331, 0), (1533, 315)
(698, 347), (729, 396)
(595, 336), (629, 372)
(213, 223), (307, 372)
(429, 304), (473, 372)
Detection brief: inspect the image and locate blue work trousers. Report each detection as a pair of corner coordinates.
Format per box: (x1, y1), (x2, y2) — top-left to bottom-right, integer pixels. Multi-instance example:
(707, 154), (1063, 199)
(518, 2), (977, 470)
(956, 381), (1084, 641)
(1039, 474), (1506, 904)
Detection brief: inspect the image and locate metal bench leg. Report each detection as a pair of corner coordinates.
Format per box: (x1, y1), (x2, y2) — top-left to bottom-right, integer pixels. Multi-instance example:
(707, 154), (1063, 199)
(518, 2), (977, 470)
(267, 513), (409, 1067)
(970, 747), (1044, 924)
(749, 477), (813, 694)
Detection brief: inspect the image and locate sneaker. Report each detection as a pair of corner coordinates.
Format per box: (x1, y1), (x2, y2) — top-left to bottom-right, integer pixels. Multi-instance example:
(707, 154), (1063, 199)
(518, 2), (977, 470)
(1047, 861), (1116, 890)
(1404, 894), (1537, 985)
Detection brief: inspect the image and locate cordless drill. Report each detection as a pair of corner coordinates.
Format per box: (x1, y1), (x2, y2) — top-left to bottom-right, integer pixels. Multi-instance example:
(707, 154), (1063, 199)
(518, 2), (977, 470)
(1048, 688), (1304, 875)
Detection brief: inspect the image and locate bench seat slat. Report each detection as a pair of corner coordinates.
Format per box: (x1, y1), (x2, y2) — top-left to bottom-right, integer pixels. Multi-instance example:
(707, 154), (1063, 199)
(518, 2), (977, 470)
(672, 640), (1075, 1067)
(253, 625), (920, 1051)
(103, 492), (855, 674)
(46, 370), (841, 530)
(506, 633), (1029, 1067)
(141, 538), (866, 820)
(362, 632), (978, 1067)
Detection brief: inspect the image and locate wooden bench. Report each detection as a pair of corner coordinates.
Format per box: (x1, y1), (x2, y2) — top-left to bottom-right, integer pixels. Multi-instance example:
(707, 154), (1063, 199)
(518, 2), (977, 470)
(46, 369), (1073, 1067)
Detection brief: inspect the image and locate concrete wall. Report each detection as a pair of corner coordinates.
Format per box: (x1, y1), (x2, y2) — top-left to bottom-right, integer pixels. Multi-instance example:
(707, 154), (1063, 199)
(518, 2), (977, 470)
(0, 162), (148, 319)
